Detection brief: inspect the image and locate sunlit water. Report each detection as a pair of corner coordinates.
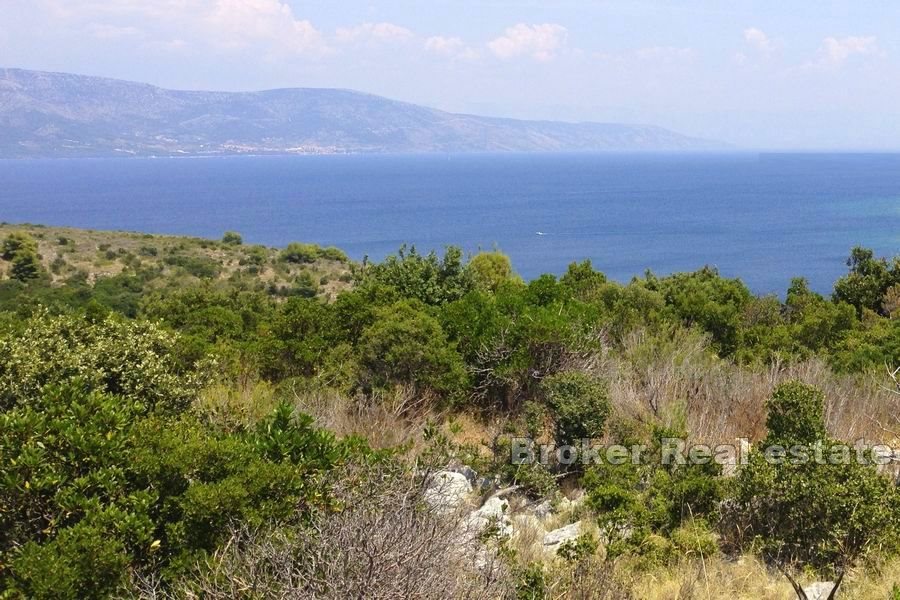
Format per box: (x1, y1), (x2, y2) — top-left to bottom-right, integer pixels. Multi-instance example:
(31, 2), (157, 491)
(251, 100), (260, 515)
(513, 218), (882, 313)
(1, 152), (898, 294)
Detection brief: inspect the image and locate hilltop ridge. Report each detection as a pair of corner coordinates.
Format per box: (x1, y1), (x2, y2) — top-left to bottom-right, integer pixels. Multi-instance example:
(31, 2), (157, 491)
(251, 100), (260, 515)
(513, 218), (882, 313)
(0, 68), (725, 158)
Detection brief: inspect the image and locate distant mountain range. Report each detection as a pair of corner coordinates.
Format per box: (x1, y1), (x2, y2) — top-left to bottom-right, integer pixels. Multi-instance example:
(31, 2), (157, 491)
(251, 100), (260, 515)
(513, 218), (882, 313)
(0, 68), (725, 158)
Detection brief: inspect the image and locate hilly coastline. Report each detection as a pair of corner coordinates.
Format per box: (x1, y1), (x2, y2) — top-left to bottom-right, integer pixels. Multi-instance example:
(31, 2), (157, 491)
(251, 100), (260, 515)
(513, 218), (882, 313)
(0, 68), (724, 158)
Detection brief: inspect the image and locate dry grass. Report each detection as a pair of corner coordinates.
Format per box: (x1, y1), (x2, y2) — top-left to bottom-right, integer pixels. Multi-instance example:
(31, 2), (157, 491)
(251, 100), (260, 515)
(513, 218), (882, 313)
(630, 555), (900, 600)
(195, 380), (281, 432)
(131, 463), (513, 600)
(285, 385), (436, 450)
(605, 328), (900, 447)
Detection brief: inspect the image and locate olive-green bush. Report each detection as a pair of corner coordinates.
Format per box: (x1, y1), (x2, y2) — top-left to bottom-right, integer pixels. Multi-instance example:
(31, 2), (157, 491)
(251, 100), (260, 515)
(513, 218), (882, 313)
(730, 381), (900, 575)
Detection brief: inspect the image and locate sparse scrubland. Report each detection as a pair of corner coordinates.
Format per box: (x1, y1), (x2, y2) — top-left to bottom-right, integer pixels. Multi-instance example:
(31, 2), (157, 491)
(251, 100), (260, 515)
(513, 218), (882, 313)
(2, 224), (900, 599)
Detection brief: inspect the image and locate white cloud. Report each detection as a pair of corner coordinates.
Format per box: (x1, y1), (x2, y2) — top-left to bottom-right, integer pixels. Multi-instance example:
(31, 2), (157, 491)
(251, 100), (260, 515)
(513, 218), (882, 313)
(820, 35), (882, 65)
(424, 36), (479, 60)
(487, 23), (568, 62)
(206, 0), (325, 54)
(335, 22), (413, 44)
(743, 27), (774, 55)
(41, 0), (328, 56)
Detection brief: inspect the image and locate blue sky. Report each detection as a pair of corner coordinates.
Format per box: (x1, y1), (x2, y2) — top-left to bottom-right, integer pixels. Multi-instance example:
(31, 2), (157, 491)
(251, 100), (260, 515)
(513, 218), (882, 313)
(3, 0), (900, 149)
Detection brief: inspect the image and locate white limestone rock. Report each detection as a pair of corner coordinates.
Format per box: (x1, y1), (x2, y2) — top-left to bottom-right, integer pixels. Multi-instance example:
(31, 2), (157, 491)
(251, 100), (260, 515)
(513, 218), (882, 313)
(423, 471), (472, 514)
(543, 522), (583, 549)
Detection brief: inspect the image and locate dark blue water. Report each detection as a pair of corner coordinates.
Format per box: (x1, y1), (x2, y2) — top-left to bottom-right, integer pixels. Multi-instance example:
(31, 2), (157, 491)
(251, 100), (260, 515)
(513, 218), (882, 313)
(1, 153), (898, 294)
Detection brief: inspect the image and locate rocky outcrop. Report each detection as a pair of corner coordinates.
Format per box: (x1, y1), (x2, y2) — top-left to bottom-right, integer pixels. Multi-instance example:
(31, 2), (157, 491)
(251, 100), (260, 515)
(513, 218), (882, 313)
(543, 522), (583, 550)
(802, 581), (836, 600)
(423, 471), (472, 514)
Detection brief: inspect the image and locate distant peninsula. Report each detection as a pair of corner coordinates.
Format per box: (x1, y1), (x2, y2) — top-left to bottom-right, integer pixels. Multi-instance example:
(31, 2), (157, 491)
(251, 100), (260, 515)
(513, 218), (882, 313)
(0, 68), (725, 158)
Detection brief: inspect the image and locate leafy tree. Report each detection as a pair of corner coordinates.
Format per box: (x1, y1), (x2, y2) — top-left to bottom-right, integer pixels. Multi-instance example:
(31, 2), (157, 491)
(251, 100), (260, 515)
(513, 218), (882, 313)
(559, 260), (608, 301)
(595, 280), (668, 343)
(357, 300), (468, 398)
(360, 245), (473, 305)
(833, 246), (900, 316)
(261, 297), (334, 379)
(650, 267), (752, 355)
(442, 282), (604, 409)
(2, 232), (44, 282)
(468, 251), (516, 293)
(785, 278), (857, 353)
(830, 316), (900, 372)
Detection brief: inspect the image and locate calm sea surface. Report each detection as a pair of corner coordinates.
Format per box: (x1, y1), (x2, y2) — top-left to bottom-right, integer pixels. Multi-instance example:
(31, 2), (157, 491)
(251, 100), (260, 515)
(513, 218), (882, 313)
(1, 152), (898, 294)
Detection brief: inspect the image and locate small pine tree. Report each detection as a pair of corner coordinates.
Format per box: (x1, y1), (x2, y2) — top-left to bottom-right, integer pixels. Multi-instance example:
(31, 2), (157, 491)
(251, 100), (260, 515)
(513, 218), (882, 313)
(10, 250), (42, 281)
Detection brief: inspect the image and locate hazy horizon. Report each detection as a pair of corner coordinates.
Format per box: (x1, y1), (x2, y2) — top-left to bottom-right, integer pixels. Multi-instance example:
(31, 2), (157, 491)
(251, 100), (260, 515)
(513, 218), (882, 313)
(3, 1), (899, 151)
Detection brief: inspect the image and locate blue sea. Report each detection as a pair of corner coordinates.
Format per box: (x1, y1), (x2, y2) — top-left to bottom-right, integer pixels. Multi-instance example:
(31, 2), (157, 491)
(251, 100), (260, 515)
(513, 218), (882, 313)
(1, 152), (898, 295)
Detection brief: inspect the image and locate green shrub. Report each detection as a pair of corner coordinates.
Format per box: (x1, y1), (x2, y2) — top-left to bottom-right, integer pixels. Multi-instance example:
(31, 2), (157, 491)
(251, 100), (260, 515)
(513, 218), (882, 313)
(468, 251), (515, 293)
(280, 242), (320, 264)
(357, 300), (468, 399)
(0, 310), (207, 412)
(10, 250), (43, 282)
(764, 380), (826, 445)
(670, 519), (718, 559)
(0, 389), (347, 598)
(499, 455), (556, 499)
(319, 246), (348, 262)
(361, 245), (473, 305)
(0, 308), (353, 596)
(50, 255), (67, 274)
(9, 519), (133, 599)
(163, 254), (221, 279)
(541, 371), (610, 445)
(258, 296), (333, 379)
(290, 272), (319, 298)
(241, 245), (270, 267)
(730, 381), (900, 575)
(1, 232), (37, 261)
(221, 231), (243, 246)
(515, 563), (547, 600)
(584, 426), (724, 559)
(557, 533), (599, 561)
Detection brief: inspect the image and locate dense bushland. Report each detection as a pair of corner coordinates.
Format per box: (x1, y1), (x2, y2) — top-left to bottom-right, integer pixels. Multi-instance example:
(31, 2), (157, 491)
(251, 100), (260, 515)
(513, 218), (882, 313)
(2, 227), (900, 598)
